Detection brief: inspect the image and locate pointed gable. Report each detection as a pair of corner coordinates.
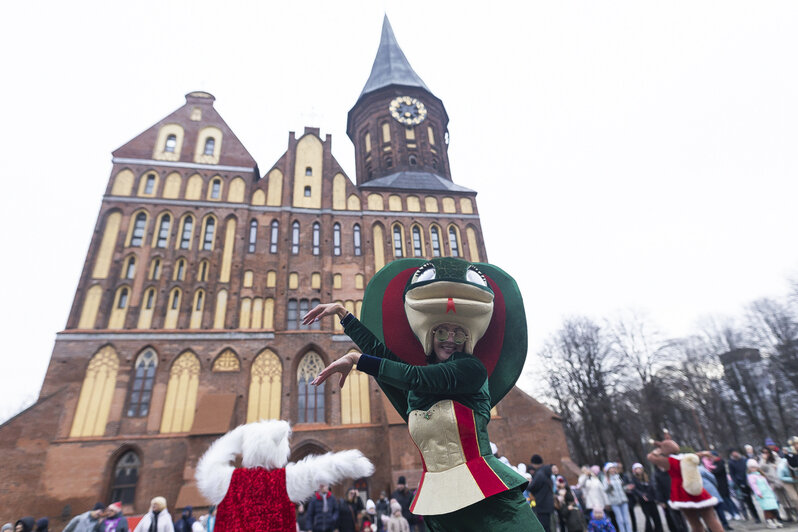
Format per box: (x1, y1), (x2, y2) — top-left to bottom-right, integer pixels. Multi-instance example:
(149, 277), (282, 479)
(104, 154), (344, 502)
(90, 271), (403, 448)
(358, 16), (432, 100)
(112, 91), (257, 170)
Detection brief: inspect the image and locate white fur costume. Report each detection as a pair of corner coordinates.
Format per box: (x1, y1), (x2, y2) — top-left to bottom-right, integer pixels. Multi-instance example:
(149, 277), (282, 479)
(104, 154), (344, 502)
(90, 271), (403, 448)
(196, 419), (374, 505)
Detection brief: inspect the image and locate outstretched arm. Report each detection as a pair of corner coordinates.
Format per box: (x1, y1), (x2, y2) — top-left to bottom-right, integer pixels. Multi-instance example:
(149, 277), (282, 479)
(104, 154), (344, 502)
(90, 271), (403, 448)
(647, 442), (671, 471)
(195, 425), (245, 504)
(285, 450), (375, 503)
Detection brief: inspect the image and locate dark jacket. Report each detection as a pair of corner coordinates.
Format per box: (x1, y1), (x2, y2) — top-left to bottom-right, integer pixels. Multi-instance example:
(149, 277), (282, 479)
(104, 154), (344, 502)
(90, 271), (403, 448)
(711, 459), (731, 498)
(631, 475), (656, 503)
(305, 492), (339, 532)
(15, 518), (35, 532)
(529, 465), (554, 513)
(652, 468), (671, 504)
(390, 488), (417, 524)
(728, 457), (748, 487)
(337, 496), (364, 532)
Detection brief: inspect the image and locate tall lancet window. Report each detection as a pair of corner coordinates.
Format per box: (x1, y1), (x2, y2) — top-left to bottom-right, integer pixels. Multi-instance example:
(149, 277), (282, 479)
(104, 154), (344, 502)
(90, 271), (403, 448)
(297, 351), (325, 423)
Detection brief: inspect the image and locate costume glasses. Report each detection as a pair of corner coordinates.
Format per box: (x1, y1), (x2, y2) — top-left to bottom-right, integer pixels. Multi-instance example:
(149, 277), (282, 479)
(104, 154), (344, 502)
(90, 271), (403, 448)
(433, 328), (468, 344)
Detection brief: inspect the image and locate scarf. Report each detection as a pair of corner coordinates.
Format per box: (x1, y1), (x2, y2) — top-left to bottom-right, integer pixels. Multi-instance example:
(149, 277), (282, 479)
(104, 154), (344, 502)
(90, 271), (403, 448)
(149, 510), (161, 532)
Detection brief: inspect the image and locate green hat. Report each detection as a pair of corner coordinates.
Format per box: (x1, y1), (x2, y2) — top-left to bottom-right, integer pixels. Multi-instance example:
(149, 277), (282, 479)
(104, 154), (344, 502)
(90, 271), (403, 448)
(361, 258), (527, 408)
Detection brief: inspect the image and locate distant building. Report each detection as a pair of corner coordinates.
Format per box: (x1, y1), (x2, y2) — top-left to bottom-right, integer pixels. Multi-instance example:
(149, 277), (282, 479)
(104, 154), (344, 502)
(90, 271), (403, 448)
(0, 16), (570, 524)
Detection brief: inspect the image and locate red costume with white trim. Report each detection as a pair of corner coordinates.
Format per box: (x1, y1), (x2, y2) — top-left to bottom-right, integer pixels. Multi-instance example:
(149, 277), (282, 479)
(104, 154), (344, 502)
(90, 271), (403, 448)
(215, 467), (295, 532)
(666, 455), (717, 509)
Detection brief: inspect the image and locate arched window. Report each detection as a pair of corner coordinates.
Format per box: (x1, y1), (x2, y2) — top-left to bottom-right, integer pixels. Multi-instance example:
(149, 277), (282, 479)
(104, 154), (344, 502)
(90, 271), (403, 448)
(156, 214), (171, 248)
(210, 179), (221, 199)
(70, 346), (119, 437)
(304, 185), (312, 197)
(149, 258), (161, 280)
(291, 221), (300, 255)
(248, 219), (258, 253)
(118, 288), (129, 308)
(165, 134), (177, 153)
(127, 349), (157, 417)
(309, 222), (319, 255)
(412, 226), (423, 257)
(448, 226), (460, 257)
(333, 223), (341, 256)
(130, 213), (147, 247)
(409, 155), (417, 166)
(179, 215), (193, 249)
(430, 226), (442, 257)
(203, 217), (215, 250)
(170, 288), (181, 309)
(124, 256), (136, 279)
(138, 287), (157, 329)
(165, 288), (181, 328)
(144, 288), (155, 309)
(269, 220), (279, 253)
(392, 225), (404, 258)
(305, 166), (312, 176)
(190, 289), (205, 329)
(204, 137), (215, 155)
(144, 174), (156, 195)
(109, 451), (140, 505)
(297, 351), (325, 424)
(286, 299), (298, 329)
(386, 157), (393, 169)
(197, 260), (209, 282)
(353, 224), (361, 256)
(160, 351), (200, 433)
(247, 349), (282, 422)
(174, 258), (186, 281)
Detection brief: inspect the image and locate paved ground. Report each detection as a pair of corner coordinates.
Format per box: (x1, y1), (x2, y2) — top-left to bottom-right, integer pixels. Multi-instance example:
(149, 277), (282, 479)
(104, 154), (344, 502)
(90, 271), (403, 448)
(632, 506), (798, 532)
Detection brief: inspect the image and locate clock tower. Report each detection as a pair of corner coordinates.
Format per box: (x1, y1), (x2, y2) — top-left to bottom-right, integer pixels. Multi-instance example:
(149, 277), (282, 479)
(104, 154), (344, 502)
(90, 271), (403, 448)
(347, 16), (463, 192)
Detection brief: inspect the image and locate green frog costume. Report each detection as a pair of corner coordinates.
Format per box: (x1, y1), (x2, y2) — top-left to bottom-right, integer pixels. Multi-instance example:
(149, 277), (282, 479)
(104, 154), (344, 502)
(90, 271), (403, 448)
(342, 257), (543, 532)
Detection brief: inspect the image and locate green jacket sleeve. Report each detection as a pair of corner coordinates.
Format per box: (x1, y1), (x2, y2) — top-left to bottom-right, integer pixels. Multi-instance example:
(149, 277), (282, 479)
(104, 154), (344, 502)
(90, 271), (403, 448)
(343, 315), (403, 363)
(377, 355), (488, 395)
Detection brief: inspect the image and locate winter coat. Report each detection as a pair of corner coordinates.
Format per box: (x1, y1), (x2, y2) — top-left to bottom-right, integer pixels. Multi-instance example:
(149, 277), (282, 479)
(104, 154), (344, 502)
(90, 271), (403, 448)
(305, 492), (339, 532)
(587, 516), (616, 532)
(63, 511), (103, 532)
(133, 509), (175, 532)
(337, 496), (364, 532)
(102, 515), (130, 532)
(760, 459), (783, 489)
(779, 459), (796, 484)
(603, 474), (629, 506)
(578, 475), (609, 510)
(631, 475), (656, 503)
(727, 457), (748, 488)
(529, 465), (555, 513)
(389, 488), (415, 525)
(386, 514), (410, 532)
(711, 459), (731, 498)
(652, 468), (671, 504)
(698, 466), (723, 504)
(14, 518), (34, 532)
(748, 472), (778, 511)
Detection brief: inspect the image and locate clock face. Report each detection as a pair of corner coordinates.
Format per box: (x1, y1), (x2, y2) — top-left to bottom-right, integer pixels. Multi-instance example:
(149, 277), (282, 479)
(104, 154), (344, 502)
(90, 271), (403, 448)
(389, 96), (427, 125)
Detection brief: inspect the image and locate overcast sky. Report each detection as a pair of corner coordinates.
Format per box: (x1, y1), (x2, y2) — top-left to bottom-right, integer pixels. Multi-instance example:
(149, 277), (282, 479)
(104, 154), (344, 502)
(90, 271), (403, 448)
(2, 1), (798, 420)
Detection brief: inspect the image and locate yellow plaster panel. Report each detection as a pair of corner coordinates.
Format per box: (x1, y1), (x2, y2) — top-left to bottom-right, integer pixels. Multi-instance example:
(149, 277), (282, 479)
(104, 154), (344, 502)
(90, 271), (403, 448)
(267, 169), (283, 206)
(442, 197), (456, 213)
(163, 172), (182, 199)
(70, 346), (119, 437)
(288, 272), (299, 290)
(367, 194), (384, 210)
(341, 367), (370, 424)
(355, 274), (364, 290)
(243, 270), (254, 288)
(263, 298), (274, 329)
(373, 225), (385, 272)
(334, 300), (344, 332)
(160, 351), (200, 433)
(214, 289), (228, 328)
(189, 290), (204, 329)
(251, 298), (264, 329)
(164, 289), (181, 328)
(153, 124), (184, 161)
(466, 226), (481, 262)
(219, 218), (236, 283)
(347, 194), (361, 211)
(247, 349), (282, 422)
(311, 272), (321, 289)
(185, 174), (203, 200)
(388, 195), (402, 211)
(78, 285), (103, 329)
(213, 350), (241, 372)
(460, 197), (474, 214)
(425, 197), (439, 213)
(239, 298), (252, 328)
(194, 126), (223, 165)
(356, 300), (362, 319)
(111, 170), (134, 196)
(333, 173), (347, 210)
(292, 135), (323, 208)
(252, 189), (266, 206)
(381, 122), (391, 143)
(92, 212), (121, 279)
(365, 132), (372, 152)
(228, 177), (246, 203)
(107, 286), (129, 329)
(333, 273), (342, 289)
(406, 196), (421, 212)
(427, 126), (435, 145)
(266, 270), (276, 288)
(405, 127), (416, 140)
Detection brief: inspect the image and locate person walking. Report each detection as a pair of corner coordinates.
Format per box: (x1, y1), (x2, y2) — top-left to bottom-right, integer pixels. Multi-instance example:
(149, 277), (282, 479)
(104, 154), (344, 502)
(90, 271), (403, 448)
(529, 455), (555, 532)
(603, 463), (632, 532)
(728, 449), (761, 523)
(630, 463), (662, 532)
(63, 502), (106, 532)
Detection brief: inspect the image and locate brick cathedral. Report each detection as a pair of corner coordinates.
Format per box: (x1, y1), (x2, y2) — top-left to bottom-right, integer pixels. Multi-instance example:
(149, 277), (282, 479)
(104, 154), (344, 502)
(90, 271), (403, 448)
(0, 17), (571, 525)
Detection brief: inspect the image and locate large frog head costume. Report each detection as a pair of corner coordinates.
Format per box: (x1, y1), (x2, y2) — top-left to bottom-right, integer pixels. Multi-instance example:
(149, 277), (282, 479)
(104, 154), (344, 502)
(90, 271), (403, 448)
(361, 257), (527, 408)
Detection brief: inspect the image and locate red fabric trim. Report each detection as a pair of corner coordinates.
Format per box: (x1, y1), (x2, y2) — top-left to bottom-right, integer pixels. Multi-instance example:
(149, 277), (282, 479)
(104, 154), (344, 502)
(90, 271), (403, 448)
(467, 457), (510, 498)
(410, 472), (425, 513)
(453, 401), (480, 462)
(216, 467), (296, 532)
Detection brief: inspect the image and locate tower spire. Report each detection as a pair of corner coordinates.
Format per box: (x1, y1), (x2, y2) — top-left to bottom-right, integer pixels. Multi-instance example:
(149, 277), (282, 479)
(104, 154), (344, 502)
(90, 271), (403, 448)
(359, 15), (430, 99)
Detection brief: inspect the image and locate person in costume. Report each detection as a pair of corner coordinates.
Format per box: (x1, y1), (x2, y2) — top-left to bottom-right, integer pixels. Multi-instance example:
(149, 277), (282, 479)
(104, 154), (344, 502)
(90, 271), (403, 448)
(646, 436), (723, 532)
(303, 257), (543, 532)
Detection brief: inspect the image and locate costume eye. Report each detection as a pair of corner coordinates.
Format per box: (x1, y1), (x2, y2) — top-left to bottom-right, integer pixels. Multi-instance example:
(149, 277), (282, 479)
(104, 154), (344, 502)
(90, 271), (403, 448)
(466, 266), (487, 286)
(412, 263), (436, 283)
